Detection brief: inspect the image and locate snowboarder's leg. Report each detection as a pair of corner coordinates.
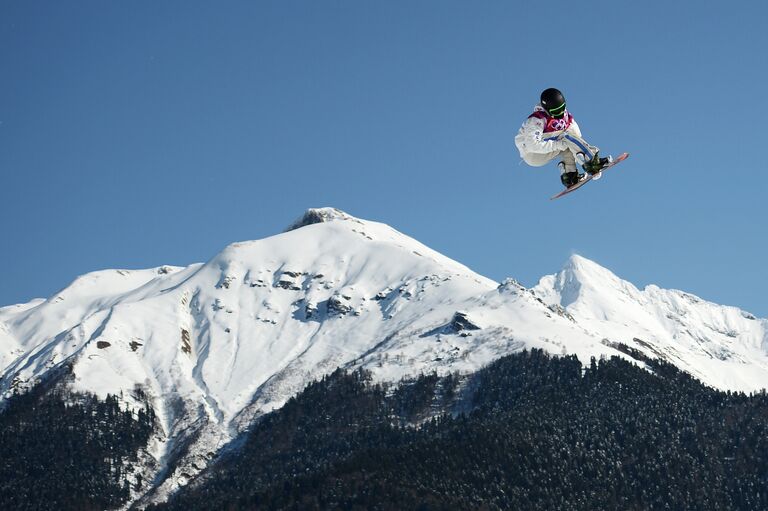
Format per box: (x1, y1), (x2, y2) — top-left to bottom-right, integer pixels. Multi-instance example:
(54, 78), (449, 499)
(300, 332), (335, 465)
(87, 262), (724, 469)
(559, 148), (578, 173)
(558, 150), (583, 188)
(520, 150), (560, 168)
(522, 149), (582, 188)
(561, 130), (610, 176)
(560, 132), (599, 163)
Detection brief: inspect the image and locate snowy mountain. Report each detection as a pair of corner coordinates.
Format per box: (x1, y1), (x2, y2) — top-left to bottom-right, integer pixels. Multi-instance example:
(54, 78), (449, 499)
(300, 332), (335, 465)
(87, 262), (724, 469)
(1, 207), (766, 505)
(533, 254), (768, 391)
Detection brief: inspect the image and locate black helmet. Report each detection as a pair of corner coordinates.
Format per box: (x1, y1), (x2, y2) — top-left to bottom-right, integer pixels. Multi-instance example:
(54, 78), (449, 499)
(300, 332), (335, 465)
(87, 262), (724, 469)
(540, 88), (566, 118)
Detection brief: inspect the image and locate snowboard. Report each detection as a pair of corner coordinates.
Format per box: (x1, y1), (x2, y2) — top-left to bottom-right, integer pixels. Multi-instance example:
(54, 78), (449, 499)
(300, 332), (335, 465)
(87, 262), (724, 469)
(550, 152), (630, 200)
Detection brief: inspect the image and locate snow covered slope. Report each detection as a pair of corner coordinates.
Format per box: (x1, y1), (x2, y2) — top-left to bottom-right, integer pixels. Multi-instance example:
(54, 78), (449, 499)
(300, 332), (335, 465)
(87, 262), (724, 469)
(533, 254), (768, 391)
(0, 208), (766, 504)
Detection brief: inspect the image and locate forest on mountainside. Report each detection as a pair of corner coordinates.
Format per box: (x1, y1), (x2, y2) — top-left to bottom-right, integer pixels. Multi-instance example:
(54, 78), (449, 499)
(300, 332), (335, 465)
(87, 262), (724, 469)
(151, 348), (768, 511)
(0, 375), (155, 511)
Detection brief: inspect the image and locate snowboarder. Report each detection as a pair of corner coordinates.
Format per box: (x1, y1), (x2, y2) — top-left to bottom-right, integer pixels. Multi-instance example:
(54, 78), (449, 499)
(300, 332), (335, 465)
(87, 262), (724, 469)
(515, 88), (611, 188)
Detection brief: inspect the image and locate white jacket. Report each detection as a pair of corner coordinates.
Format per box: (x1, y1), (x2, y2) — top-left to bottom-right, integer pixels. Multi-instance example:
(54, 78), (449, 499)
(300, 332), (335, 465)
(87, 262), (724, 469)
(514, 105), (581, 157)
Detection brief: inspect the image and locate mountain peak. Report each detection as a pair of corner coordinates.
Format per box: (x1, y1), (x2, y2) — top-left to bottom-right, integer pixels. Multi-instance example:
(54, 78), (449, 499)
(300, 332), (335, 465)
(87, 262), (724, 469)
(532, 254), (637, 311)
(564, 253), (609, 273)
(561, 254), (625, 288)
(284, 207), (355, 232)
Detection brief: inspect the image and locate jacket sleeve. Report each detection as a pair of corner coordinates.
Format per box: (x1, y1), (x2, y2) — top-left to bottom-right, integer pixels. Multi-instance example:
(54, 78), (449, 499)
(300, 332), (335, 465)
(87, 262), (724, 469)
(514, 116), (567, 156)
(568, 119), (583, 138)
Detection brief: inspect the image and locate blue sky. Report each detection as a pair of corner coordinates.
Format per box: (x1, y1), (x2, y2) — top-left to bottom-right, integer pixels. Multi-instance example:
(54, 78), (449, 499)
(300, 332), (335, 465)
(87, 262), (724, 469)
(1, 1), (766, 316)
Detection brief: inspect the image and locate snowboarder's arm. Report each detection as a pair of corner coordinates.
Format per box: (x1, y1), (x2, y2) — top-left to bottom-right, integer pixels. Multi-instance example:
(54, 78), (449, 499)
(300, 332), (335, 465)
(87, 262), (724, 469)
(569, 119), (583, 137)
(515, 117), (567, 155)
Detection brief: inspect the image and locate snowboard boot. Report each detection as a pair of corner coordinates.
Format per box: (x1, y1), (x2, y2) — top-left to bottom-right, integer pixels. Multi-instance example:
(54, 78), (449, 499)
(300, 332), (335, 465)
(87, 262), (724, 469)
(560, 170), (584, 188)
(581, 152), (612, 175)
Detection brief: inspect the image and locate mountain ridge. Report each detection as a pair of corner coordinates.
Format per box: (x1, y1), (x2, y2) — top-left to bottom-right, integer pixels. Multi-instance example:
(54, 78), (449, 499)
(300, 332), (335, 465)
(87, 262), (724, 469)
(1, 207), (766, 505)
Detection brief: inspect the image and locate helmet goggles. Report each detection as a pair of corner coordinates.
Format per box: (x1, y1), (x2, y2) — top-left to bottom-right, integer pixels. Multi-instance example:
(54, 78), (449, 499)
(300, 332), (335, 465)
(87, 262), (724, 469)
(546, 102), (566, 118)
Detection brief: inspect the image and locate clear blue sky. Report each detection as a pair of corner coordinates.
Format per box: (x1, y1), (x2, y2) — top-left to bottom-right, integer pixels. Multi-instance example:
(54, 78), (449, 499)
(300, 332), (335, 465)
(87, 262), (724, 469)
(2, 1), (766, 316)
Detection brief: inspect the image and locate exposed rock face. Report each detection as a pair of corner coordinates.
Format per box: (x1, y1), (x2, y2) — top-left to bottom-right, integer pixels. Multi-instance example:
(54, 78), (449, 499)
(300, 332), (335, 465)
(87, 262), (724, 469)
(275, 271), (303, 291)
(450, 312), (481, 333)
(284, 208), (353, 232)
(327, 294), (353, 317)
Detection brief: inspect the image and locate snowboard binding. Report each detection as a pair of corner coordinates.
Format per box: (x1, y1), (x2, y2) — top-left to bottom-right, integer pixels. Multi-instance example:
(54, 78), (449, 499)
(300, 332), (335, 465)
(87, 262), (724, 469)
(580, 152), (613, 176)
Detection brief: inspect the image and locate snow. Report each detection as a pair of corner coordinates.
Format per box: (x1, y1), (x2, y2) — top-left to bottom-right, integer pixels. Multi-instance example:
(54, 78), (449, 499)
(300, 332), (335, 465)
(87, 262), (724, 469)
(1, 209), (766, 504)
(533, 254), (768, 391)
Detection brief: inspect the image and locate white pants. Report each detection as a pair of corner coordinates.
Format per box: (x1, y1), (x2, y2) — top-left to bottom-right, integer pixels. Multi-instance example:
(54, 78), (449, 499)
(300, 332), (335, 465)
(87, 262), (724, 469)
(521, 125), (599, 174)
